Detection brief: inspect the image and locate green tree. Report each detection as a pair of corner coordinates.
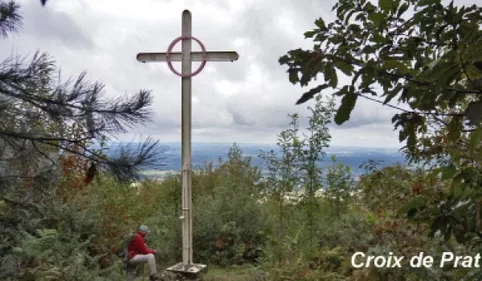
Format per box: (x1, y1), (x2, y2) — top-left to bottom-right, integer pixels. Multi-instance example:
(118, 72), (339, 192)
(298, 95), (334, 247)
(280, 0), (482, 258)
(324, 154), (355, 220)
(259, 114), (302, 263)
(260, 96), (335, 260)
(259, 114), (301, 241)
(280, 0), (482, 150)
(193, 144), (268, 265)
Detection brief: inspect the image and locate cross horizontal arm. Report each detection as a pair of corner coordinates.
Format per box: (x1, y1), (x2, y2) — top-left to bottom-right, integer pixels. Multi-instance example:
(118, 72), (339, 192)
(136, 51), (239, 63)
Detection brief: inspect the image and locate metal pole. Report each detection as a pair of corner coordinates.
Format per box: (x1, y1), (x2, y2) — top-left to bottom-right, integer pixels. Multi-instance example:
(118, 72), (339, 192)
(181, 10), (192, 265)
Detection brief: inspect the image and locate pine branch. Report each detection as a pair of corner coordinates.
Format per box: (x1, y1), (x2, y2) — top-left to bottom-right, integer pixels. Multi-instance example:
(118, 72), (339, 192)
(0, 0), (22, 39)
(1, 54), (154, 135)
(0, 52), (162, 181)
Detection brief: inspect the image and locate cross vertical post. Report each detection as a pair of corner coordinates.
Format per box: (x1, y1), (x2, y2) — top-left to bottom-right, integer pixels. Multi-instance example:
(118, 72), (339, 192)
(181, 10), (193, 266)
(135, 9), (239, 278)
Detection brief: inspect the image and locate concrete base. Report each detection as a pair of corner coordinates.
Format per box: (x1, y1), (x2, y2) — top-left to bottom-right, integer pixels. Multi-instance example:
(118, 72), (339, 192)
(164, 263), (207, 280)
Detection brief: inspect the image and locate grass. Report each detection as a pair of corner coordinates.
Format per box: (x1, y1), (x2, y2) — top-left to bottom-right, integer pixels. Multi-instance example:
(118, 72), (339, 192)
(201, 266), (259, 281)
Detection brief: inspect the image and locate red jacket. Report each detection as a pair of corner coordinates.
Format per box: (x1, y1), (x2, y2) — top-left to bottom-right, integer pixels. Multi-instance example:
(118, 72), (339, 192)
(127, 232), (155, 259)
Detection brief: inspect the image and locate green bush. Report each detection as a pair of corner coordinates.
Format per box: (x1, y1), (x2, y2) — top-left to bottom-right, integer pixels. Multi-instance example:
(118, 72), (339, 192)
(11, 228), (123, 281)
(192, 145), (270, 265)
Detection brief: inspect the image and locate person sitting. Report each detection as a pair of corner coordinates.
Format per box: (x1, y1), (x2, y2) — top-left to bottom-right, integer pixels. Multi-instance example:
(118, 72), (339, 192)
(125, 225), (158, 281)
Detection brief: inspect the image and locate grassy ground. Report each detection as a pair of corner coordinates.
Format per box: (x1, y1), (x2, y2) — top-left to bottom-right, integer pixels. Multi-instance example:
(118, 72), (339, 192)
(201, 266), (256, 281)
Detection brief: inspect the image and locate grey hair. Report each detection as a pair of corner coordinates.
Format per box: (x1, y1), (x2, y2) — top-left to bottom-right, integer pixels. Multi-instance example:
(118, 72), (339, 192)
(138, 225), (150, 233)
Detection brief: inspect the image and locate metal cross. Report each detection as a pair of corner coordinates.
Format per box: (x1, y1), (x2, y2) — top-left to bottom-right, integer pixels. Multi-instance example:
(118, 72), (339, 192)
(136, 9), (239, 276)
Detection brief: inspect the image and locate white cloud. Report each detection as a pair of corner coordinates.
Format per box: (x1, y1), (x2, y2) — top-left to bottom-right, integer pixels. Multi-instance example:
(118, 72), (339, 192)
(6, 0), (474, 148)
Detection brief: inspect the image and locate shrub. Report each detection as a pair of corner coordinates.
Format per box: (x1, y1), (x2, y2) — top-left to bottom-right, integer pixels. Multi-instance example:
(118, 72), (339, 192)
(192, 145), (270, 265)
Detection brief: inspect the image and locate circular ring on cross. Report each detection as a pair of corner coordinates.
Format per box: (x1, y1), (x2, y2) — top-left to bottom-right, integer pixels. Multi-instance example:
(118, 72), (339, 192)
(166, 36), (207, 77)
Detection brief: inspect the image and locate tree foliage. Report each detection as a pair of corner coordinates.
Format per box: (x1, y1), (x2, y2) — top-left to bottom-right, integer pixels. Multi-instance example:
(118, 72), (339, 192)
(0, 2), (165, 279)
(259, 96), (336, 263)
(0, 0), (163, 186)
(280, 0), (482, 259)
(280, 0), (482, 160)
(324, 155), (355, 220)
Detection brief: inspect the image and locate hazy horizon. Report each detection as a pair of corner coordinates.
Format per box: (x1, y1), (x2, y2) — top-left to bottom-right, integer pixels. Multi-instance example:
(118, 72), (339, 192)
(107, 140), (404, 152)
(106, 142), (408, 179)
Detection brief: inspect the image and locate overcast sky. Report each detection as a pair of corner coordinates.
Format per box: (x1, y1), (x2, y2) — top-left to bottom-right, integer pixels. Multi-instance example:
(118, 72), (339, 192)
(1, 0), (477, 148)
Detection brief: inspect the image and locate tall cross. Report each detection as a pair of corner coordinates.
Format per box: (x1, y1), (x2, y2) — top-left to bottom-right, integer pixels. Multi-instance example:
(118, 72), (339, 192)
(136, 10), (238, 275)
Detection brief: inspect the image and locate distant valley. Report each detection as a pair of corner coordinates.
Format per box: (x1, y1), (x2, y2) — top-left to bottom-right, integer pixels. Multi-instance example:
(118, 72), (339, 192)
(106, 142), (407, 180)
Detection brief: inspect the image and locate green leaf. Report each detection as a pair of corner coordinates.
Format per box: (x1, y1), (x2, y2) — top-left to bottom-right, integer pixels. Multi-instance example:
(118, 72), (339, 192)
(325, 65), (338, 88)
(452, 172), (463, 185)
(334, 60), (354, 76)
(384, 60), (410, 74)
(378, 0), (392, 13)
(304, 30), (317, 38)
(372, 33), (385, 44)
(288, 71), (299, 84)
(278, 55), (290, 65)
(461, 167), (479, 183)
(397, 197), (427, 217)
(440, 163), (457, 180)
(314, 18), (327, 31)
(383, 83), (403, 104)
(447, 147), (462, 162)
(467, 101), (482, 126)
(364, 2), (376, 13)
(368, 12), (385, 25)
(469, 127), (482, 155)
(447, 118), (462, 141)
(295, 84), (330, 105)
(450, 183), (466, 199)
(334, 92), (358, 125)
(474, 61), (482, 72)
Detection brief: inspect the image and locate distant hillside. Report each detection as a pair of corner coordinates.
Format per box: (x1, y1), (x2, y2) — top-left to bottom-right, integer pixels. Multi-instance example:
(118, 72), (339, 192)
(102, 142), (407, 180)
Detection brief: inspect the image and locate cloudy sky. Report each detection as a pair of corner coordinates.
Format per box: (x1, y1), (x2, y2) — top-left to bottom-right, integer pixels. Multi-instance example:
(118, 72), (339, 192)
(1, 0), (477, 148)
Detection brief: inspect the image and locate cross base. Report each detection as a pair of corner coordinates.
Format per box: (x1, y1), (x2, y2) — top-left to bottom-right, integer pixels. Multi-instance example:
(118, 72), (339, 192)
(166, 262), (207, 280)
